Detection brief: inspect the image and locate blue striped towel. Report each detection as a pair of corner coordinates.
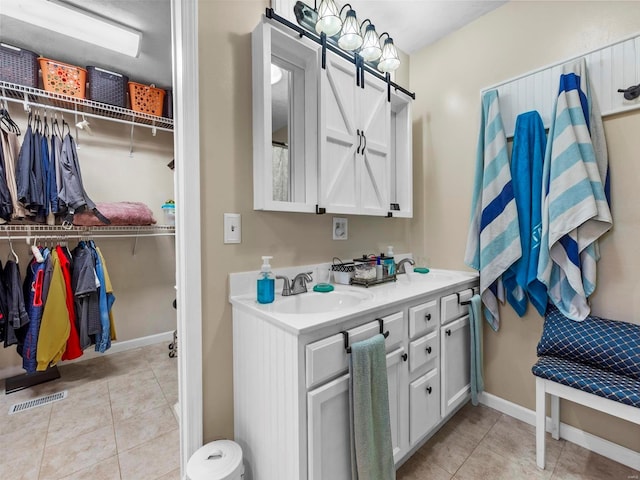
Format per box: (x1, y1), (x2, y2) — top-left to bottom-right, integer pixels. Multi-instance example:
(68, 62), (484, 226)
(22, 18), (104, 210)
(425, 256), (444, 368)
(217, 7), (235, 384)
(537, 59), (612, 321)
(503, 111), (548, 317)
(465, 90), (522, 331)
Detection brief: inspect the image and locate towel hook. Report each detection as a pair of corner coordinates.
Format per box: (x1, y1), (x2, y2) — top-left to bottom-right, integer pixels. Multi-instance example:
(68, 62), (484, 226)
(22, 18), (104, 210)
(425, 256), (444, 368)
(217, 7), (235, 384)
(376, 318), (390, 339)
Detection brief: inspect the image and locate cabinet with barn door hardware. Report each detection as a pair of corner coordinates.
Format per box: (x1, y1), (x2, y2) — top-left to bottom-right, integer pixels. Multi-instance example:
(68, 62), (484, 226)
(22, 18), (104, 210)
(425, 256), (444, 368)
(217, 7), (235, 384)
(252, 13), (414, 217)
(231, 271), (478, 479)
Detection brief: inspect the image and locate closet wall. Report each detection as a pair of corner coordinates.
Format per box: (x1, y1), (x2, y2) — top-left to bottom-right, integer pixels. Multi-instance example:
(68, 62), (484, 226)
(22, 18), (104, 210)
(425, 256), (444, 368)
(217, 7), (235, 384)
(0, 107), (176, 377)
(410, 1), (640, 451)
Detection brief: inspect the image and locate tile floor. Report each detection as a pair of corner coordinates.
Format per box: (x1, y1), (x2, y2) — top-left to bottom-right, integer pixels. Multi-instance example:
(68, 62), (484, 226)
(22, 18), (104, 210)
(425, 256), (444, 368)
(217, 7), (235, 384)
(0, 343), (179, 480)
(398, 402), (640, 480)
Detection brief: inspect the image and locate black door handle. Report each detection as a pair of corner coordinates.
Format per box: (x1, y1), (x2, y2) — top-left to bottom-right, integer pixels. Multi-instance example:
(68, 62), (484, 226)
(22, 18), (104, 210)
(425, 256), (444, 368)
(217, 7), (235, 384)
(446, 329), (452, 336)
(362, 131), (366, 154)
(426, 386), (432, 394)
(424, 313), (431, 321)
(401, 353), (408, 362)
(425, 346), (432, 354)
(356, 129), (362, 154)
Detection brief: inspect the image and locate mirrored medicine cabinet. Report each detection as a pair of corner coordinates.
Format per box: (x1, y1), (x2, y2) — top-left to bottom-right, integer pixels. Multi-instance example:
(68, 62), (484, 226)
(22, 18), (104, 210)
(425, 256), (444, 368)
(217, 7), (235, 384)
(252, 20), (319, 212)
(252, 16), (413, 217)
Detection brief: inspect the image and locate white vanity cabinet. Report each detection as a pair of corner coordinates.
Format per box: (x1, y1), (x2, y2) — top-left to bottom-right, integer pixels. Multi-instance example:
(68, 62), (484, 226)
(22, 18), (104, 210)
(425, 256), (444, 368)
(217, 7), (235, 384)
(440, 288), (477, 418)
(231, 275), (478, 480)
(307, 347), (407, 480)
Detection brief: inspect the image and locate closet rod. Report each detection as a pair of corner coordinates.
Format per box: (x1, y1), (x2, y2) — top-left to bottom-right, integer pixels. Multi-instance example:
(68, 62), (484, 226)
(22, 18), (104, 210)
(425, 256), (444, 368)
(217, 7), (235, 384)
(1, 96), (173, 133)
(0, 233), (174, 241)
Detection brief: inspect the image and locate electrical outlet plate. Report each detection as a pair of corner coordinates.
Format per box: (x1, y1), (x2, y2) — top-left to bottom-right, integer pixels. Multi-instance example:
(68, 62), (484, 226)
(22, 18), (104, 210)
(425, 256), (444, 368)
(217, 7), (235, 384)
(333, 217), (348, 240)
(224, 213), (241, 244)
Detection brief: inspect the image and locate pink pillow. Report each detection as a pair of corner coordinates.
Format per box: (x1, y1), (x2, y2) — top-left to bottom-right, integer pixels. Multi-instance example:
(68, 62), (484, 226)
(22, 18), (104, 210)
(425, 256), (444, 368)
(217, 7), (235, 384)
(72, 202), (157, 226)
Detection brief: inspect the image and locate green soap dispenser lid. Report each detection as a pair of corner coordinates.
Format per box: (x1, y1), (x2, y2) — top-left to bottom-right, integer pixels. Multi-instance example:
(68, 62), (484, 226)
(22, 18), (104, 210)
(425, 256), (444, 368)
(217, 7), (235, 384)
(414, 267), (430, 274)
(313, 283), (335, 293)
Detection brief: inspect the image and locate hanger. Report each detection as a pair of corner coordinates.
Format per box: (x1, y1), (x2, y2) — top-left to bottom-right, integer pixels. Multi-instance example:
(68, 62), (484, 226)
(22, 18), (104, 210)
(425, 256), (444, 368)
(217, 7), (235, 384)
(30, 236), (44, 263)
(5, 229), (18, 264)
(0, 107), (21, 135)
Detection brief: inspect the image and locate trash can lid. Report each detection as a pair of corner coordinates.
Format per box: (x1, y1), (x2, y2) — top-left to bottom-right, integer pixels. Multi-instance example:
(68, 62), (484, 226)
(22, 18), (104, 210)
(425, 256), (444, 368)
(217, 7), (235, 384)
(187, 440), (243, 480)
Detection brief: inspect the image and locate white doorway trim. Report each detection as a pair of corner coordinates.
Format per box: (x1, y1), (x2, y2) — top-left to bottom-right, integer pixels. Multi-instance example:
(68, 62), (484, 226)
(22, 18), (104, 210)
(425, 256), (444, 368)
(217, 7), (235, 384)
(171, 0), (203, 474)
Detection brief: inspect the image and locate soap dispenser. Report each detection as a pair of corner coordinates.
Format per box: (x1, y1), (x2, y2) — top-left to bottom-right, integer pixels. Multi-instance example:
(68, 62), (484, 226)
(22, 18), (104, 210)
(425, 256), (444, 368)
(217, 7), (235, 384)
(385, 246), (396, 275)
(257, 256), (275, 304)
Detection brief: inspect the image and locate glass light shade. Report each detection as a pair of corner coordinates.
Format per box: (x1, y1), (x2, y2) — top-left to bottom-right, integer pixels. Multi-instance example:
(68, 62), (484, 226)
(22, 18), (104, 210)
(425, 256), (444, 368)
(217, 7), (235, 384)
(338, 10), (363, 51)
(377, 37), (400, 72)
(315, 0), (342, 37)
(359, 24), (382, 61)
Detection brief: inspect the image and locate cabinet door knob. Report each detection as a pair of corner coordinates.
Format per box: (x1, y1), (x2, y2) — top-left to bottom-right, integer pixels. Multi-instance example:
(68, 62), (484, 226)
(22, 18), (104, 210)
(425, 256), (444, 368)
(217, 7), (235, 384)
(425, 346), (432, 354)
(424, 313), (431, 321)
(446, 329), (452, 336)
(401, 353), (408, 362)
(426, 386), (432, 394)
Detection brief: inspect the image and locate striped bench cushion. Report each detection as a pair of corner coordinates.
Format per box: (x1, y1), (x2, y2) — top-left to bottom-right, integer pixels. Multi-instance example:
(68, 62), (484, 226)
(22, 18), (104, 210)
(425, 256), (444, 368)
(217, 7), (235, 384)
(532, 356), (640, 408)
(537, 305), (640, 381)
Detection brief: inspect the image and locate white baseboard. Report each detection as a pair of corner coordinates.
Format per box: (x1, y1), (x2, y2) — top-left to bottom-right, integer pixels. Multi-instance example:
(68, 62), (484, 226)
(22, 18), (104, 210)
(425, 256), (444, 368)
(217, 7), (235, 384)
(478, 391), (640, 471)
(0, 331), (175, 380)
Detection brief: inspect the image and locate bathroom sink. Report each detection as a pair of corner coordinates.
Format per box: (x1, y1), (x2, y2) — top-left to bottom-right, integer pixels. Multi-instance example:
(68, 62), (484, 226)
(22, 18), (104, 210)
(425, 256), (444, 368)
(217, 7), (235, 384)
(270, 290), (373, 314)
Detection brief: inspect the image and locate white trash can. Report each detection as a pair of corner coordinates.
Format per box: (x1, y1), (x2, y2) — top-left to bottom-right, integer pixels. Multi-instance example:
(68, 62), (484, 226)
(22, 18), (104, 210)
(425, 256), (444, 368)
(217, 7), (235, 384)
(187, 440), (244, 480)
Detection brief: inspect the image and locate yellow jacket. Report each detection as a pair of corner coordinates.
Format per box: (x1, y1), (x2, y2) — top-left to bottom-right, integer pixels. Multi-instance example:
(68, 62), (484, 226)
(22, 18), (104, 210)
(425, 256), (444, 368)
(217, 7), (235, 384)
(37, 250), (71, 371)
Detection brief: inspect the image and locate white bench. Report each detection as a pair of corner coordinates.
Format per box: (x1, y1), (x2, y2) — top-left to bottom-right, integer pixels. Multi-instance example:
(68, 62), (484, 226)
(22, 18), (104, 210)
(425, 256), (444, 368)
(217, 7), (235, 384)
(531, 306), (640, 469)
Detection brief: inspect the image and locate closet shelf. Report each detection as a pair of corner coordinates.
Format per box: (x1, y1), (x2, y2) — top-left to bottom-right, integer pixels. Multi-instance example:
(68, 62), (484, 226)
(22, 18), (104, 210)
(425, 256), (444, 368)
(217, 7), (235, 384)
(1, 224), (175, 240)
(0, 81), (174, 132)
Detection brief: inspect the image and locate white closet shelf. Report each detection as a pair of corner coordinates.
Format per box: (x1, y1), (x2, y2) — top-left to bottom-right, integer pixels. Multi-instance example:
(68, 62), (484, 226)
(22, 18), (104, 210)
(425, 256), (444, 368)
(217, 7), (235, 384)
(1, 224), (175, 240)
(0, 81), (174, 132)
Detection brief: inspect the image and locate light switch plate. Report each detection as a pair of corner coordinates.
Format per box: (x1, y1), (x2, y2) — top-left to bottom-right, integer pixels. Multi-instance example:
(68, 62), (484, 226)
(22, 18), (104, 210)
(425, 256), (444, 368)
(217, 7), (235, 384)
(224, 213), (241, 244)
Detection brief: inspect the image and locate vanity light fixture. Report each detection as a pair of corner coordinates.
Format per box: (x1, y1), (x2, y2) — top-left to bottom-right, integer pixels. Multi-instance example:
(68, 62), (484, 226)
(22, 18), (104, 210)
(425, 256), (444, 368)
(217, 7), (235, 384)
(358, 19), (382, 62)
(377, 33), (400, 73)
(336, 5), (362, 51)
(315, 0), (342, 36)
(3, 0), (142, 58)
(303, 1), (400, 72)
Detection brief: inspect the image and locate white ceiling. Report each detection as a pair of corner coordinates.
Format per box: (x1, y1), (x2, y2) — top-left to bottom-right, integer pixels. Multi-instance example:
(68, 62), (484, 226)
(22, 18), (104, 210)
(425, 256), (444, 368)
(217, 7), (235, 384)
(0, 0), (172, 88)
(347, 0), (507, 53)
(0, 0), (506, 92)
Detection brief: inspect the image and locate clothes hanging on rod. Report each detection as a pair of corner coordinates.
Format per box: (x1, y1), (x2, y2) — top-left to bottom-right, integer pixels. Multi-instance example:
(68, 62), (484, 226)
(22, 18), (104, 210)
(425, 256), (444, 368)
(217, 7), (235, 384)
(2, 238), (116, 373)
(0, 121), (27, 219)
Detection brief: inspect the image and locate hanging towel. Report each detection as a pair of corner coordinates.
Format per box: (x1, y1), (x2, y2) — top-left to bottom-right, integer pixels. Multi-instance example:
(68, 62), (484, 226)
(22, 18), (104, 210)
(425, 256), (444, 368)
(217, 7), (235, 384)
(537, 59), (612, 321)
(464, 89), (521, 331)
(502, 111), (548, 317)
(469, 294), (484, 406)
(349, 334), (395, 480)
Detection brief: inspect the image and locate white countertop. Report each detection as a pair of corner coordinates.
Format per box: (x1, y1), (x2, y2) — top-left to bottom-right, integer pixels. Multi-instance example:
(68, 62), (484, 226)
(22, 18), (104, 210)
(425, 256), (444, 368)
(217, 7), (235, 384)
(229, 268), (479, 335)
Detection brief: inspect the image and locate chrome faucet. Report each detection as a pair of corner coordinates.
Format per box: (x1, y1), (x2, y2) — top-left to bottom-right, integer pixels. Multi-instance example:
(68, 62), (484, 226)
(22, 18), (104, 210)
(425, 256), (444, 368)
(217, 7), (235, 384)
(396, 258), (416, 274)
(276, 272), (313, 296)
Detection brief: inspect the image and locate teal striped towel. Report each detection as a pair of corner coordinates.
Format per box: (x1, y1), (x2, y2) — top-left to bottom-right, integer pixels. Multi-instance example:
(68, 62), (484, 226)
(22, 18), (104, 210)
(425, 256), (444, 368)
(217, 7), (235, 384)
(537, 59), (612, 321)
(349, 334), (395, 480)
(465, 89), (522, 331)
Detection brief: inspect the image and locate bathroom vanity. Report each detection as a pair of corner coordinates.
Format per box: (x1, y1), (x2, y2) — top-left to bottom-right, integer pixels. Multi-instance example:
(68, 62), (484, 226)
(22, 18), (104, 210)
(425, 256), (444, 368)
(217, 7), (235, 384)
(230, 266), (479, 480)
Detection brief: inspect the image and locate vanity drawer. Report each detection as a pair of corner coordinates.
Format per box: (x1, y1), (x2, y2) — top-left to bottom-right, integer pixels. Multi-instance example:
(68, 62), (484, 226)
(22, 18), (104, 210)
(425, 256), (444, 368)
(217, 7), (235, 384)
(441, 288), (474, 325)
(408, 300), (438, 339)
(409, 330), (438, 373)
(409, 367), (440, 445)
(305, 311), (404, 389)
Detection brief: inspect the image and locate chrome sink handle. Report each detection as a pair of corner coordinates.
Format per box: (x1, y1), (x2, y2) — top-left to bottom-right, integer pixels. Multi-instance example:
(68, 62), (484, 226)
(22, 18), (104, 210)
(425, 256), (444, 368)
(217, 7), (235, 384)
(276, 275), (292, 296)
(291, 272), (313, 295)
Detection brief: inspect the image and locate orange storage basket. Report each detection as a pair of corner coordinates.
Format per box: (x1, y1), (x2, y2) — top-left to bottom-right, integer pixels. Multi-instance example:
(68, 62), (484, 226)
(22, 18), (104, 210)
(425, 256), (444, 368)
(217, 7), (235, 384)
(39, 58), (87, 98)
(128, 81), (165, 116)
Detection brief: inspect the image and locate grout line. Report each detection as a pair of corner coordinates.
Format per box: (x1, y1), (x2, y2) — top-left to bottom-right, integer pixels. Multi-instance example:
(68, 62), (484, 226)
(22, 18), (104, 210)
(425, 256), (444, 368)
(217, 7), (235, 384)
(36, 404), (54, 480)
(450, 410), (503, 477)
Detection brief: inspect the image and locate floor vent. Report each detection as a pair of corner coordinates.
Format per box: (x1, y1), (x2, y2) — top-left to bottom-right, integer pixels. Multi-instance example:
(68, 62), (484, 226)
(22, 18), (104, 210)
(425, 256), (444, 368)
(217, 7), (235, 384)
(8, 391), (67, 415)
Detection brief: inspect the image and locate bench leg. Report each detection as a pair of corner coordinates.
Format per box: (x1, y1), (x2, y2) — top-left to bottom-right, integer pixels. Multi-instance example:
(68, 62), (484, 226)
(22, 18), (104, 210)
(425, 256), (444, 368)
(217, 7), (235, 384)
(551, 394), (560, 440)
(536, 377), (546, 469)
